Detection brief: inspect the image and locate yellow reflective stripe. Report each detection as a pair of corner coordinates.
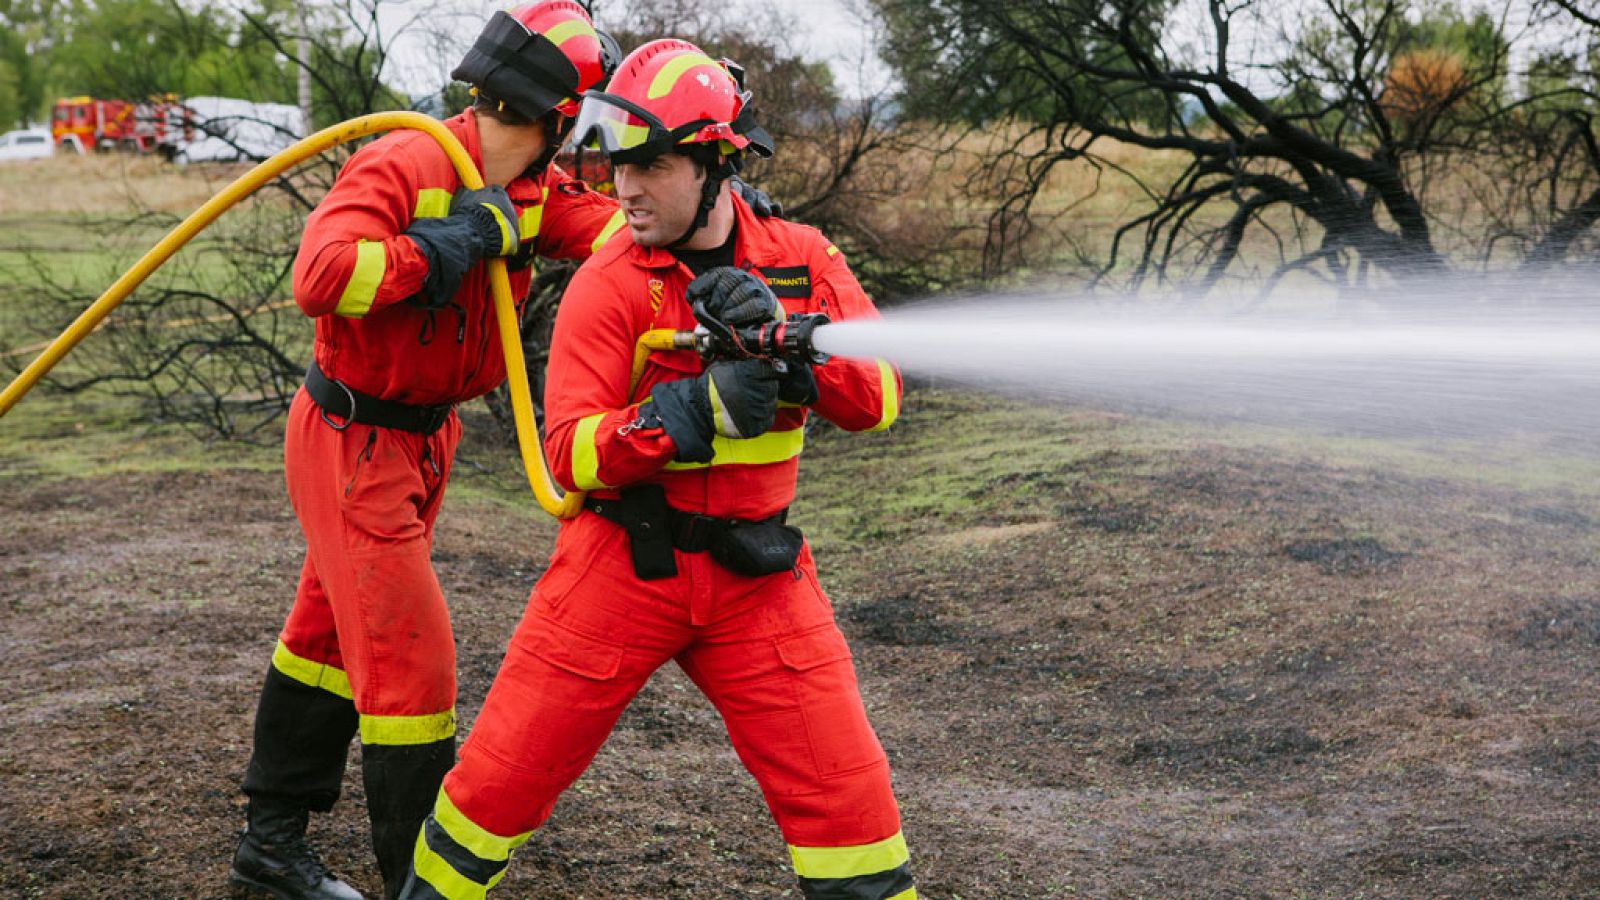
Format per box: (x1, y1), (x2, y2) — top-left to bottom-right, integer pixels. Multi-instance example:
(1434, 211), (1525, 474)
(271, 640), (353, 700)
(648, 52), (722, 100)
(333, 240), (385, 318)
(519, 204), (543, 241)
(789, 831), (910, 879)
(435, 789), (533, 863)
(571, 413), (612, 490)
(866, 359), (899, 432)
(887, 890), (917, 900)
(413, 837), (488, 900)
(663, 425), (804, 470)
(360, 709), (456, 745)
(707, 374), (738, 437)
(414, 188), (451, 219)
(590, 209), (626, 253)
(543, 18), (595, 47)
(520, 187), (548, 242)
(478, 201), (515, 256)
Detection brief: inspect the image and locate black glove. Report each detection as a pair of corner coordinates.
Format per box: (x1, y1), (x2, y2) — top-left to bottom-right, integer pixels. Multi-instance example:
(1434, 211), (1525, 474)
(731, 177), (782, 218)
(402, 186), (520, 308)
(778, 363), (819, 406)
(687, 266), (781, 332)
(645, 359), (781, 463)
(451, 185), (520, 258)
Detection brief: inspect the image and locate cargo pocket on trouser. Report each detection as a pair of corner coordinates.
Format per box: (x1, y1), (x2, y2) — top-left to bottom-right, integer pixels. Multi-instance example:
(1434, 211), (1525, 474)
(736, 623), (901, 852)
(774, 625), (889, 780)
(450, 611), (640, 839)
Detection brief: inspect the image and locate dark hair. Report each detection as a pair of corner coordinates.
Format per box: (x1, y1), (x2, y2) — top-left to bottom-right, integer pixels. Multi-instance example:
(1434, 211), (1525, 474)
(473, 92), (536, 127)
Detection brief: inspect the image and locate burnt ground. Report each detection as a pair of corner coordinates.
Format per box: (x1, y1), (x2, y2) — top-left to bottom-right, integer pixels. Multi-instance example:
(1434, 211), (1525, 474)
(4, 389), (1600, 897)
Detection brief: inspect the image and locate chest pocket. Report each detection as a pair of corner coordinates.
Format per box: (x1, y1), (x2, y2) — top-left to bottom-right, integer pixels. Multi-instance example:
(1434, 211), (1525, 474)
(758, 265), (812, 305)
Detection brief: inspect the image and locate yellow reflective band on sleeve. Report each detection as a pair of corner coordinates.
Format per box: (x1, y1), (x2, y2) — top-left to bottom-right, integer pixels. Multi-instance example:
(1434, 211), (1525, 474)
(333, 240), (385, 318)
(663, 425), (804, 470)
(866, 359), (899, 432)
(359, 709), (456, 745)
(571, 413), (613, 491)
(271, 640), (353, 700)
(648, 52), (722, 100)
(591, 209), (626, 253)
(434, 789), (533, 863)
(414, 188), (452, 220)
(543, 18), (595, 47)
(887, 890), (918, 899)
(789, 831), (911, 879)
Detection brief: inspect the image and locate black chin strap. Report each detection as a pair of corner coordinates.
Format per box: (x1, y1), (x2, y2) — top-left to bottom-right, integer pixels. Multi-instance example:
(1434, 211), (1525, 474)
(520, 113), (569, 180)
(668, 156), (737, 249)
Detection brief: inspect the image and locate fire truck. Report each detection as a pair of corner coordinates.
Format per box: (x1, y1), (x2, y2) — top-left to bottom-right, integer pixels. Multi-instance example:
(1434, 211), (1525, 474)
(50, 95), (188, 156)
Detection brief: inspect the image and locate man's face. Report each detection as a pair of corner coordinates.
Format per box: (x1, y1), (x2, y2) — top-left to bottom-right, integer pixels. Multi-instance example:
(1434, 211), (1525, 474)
(613, 152), (704, 247)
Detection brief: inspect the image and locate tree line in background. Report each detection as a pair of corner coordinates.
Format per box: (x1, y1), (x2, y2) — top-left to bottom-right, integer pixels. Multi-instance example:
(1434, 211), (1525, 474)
(0, 0), (417, 130)
(10, 0), (1600, 440)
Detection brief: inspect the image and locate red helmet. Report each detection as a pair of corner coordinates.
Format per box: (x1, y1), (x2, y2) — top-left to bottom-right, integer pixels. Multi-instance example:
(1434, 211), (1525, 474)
(452, 1), (621, 120)
(571, 38), (773, 165)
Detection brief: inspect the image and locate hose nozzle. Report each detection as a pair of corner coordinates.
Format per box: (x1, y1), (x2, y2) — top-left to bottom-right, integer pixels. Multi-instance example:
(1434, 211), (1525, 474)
(693, 311), (832, 366)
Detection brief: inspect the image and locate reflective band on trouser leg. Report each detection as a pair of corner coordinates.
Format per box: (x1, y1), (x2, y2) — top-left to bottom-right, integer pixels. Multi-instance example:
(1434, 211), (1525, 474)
(334, 239), (386, 318)
(361, 709), (457, 745)
(409, 789), (533, 899)
(271, 638), (354, 699)
(791, 832), (915, 900)
(866, 359), (898, 432)
(590, 209), (626, 253)
(570, 412), (612, 491)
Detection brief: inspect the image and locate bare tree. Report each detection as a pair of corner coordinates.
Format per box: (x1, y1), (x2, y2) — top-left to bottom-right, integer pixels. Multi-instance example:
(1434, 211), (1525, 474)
(1, 0), (417, 440)
(870, 0), (1600, 296)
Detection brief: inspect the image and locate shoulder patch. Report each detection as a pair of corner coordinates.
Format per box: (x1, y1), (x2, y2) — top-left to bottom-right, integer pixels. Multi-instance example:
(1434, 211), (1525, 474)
(758, 265), (811, 299)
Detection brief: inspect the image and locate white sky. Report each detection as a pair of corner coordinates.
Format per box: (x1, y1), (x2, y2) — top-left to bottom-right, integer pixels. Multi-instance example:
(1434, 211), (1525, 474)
(373, 0), (1579, 103)
(374, 0), (892, 99)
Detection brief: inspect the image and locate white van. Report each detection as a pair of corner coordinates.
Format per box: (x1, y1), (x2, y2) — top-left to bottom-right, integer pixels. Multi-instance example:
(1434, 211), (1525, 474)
(0, 129), (54, 161)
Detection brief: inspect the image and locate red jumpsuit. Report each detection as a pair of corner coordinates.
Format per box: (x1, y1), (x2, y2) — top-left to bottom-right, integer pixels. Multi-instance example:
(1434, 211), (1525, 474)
(244, 107), (623, 888)
(406, 196), (915, 899)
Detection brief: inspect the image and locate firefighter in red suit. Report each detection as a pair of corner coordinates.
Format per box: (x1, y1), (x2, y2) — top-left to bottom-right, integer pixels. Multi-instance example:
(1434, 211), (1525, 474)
(229, 5), (625, 899)
(398, 39), (915, 900)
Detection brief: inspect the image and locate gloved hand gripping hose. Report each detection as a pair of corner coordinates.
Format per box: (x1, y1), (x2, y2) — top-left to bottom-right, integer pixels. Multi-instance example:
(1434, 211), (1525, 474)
(0, 112), (585, 519)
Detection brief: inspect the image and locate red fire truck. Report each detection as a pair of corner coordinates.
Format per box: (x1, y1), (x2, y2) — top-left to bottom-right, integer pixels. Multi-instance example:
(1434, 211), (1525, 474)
(50, 95), (188, 156)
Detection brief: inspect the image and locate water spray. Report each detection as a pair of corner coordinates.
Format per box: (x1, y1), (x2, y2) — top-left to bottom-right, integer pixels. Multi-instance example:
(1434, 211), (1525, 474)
(807, 290), (1600, 443)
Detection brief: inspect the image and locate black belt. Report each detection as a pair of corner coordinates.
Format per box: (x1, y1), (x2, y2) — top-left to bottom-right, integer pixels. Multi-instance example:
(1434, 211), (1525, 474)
(584, 496), (785, 553)
(304, 362), (454, 435)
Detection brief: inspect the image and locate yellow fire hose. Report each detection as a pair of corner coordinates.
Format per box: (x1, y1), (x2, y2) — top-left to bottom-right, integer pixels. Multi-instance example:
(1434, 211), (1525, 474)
(0, 110), (678, 520)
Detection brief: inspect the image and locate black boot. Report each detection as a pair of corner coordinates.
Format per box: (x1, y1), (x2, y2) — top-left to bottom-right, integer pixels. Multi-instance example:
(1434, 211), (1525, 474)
(231, 802), (363, 900)
(363, 738), (456, 900)
(235, 665), (362, 899)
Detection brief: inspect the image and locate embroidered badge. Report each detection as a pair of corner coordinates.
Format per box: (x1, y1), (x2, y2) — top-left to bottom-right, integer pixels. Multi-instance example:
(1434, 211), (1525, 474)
(648, 278), (664, 312)
(758, 265), (811, 299)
